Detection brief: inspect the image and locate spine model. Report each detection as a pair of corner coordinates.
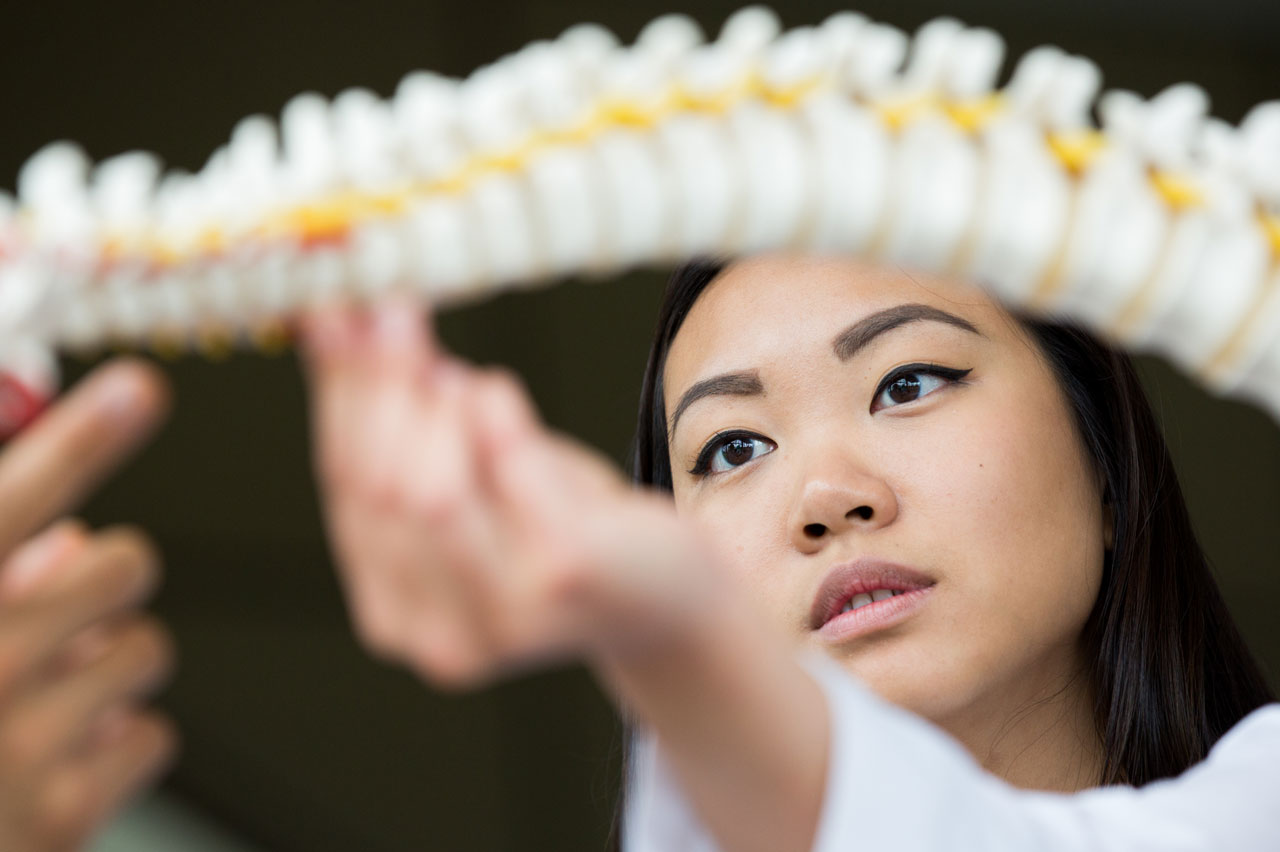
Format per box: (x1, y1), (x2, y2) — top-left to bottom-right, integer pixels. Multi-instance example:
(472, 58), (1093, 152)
(0, 7), (1277, 437)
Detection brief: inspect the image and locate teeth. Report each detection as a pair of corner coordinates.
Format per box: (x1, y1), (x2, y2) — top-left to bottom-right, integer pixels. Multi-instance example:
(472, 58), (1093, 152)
(839, 588), (902, 614)
(841, 592), (872, 613)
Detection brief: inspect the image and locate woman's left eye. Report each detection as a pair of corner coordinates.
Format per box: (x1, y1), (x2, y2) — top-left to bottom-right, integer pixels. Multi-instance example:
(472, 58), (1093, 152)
(872, 365), (971, 411)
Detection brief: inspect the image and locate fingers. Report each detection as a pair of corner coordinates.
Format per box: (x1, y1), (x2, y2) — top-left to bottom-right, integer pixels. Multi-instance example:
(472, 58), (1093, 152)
(0, 360), (169, 557)
(298, 300), (440, 491)
(0, 616), (172, 778)
(0, 708), (175, 852)
(298, 299), (430, 378)
(297, 306), (369, 490)
(0, 518), (173, 852)
(302, 299), (496, 669)
(38, 710), (176, 849)
(15, 617), (173, 762)
(0, 527), (161, 697)
(0, 519), (90, 601)
(297, 304), (652, 688)
(472, 370), (617, 543)
(467, 367), (542, 463)
(467, 371), (697, 660)
(331, 361), (497, 668)
(424, 370), (613, 676)
(357, 304), (449, 498)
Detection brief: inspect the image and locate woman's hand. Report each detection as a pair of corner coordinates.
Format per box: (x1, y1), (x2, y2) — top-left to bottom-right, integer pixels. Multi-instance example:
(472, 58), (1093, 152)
(0, 360), (176, 852)
(300, 301), (830, 852)
(299, 300), (720, 688)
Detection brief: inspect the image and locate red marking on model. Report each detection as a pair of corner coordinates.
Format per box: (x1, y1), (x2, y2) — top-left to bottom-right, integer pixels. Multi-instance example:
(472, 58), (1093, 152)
(0, 373), (48, 442)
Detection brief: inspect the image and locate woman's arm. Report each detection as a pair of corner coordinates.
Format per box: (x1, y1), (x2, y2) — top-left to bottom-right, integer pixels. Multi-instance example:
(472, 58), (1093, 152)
(598, 587), (829, 852)
(298, 300), (1280, 852)
(626, 646), (1280, 852)
(298, 300), (832, 852)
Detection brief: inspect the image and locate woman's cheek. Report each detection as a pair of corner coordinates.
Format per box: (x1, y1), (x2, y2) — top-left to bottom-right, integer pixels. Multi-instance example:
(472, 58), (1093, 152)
(918, 387), (1101, 652)
(881, 400), (1035, 582)
(682, 480), (798, 630)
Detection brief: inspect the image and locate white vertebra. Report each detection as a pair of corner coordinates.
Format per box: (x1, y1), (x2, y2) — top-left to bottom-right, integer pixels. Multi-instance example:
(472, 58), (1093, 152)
(0, 4), (1277, 441)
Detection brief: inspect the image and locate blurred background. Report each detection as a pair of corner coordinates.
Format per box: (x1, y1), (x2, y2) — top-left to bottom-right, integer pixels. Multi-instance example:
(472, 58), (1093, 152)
(2, 0), (1277, 849)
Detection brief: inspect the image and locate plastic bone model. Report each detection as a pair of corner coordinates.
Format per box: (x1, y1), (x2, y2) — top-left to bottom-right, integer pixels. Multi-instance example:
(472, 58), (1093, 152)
(0, 7), (1278, 438)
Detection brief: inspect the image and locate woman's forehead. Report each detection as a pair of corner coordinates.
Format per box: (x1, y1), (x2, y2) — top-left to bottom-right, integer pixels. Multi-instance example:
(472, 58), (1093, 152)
(665, 255), (997, 383)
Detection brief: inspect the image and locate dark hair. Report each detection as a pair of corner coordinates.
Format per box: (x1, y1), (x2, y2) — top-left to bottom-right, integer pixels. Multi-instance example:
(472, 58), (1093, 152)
(627, 258), (1274, 789)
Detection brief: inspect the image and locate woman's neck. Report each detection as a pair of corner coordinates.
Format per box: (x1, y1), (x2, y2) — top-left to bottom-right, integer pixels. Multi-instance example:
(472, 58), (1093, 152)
(940, 654), (1104, 792)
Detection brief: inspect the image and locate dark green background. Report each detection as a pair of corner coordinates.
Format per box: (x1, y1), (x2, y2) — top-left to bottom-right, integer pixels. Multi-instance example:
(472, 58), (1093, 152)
(2, 1), (1277, 850)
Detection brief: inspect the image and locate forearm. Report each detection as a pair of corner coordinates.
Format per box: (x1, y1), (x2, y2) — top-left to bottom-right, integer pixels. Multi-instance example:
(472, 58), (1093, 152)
(602, 629), (1280, 852)
(596, 599), (829, 852)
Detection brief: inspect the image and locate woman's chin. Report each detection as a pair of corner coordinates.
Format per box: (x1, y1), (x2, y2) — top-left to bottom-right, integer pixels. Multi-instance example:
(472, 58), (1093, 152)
(819, 640), (977, 725)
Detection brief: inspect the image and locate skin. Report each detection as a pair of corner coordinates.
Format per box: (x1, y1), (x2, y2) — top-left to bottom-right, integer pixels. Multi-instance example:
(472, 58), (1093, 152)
(302, 299), (827, 852)
(663, 256), (1111, 791)
(665, 253), (1105, 788)
(0, 359), (176, 852)
(300, 255), (1116, 852)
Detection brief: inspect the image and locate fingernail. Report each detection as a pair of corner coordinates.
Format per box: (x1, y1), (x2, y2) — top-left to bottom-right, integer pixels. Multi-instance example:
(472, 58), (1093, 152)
(0, 523), (78, 598)
(91, 363), (154, 427)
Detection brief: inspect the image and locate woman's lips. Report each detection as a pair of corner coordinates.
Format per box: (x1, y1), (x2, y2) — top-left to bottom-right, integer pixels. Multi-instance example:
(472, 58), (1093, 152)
(809, 560), (936, 642)
(815, 586), (934, 643)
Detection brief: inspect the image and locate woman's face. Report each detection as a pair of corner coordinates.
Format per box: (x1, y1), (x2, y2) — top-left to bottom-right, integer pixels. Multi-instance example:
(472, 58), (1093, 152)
(663, 255), (1110, 735)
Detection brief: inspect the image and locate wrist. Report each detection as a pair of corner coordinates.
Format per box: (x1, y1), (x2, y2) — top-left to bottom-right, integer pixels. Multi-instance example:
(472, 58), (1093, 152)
(593, 588), (829, 852)
(584, 498), (730, 667)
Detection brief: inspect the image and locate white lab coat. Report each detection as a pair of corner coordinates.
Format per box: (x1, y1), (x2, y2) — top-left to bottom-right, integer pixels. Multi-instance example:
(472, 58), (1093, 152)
(623, 654), (1280, 851)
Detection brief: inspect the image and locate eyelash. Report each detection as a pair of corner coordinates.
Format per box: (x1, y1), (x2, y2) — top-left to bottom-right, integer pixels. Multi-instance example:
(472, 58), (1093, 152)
(871, 363), (972, 412)
(687, 363), (972, 478)
(688, 430), (772, 477)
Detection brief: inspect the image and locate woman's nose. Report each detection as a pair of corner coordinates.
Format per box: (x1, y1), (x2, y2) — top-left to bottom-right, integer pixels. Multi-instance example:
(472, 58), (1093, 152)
(788, 458), (898, 552)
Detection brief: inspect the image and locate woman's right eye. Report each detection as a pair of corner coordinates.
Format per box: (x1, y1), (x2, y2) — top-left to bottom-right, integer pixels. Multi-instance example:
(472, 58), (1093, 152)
(689, 433), (776, 477)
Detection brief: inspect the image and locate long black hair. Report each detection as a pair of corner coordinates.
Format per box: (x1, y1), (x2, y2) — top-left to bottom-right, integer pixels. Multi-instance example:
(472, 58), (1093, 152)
(628, 258), (1274, 791)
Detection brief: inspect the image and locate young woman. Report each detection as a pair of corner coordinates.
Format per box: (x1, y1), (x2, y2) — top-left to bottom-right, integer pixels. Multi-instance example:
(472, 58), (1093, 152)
(298, 254), (1278, 852)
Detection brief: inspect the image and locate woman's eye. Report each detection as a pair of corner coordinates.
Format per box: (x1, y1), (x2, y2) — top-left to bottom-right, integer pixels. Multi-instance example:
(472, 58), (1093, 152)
(690, 433), (776, 476)
(872, 365), (972, 411)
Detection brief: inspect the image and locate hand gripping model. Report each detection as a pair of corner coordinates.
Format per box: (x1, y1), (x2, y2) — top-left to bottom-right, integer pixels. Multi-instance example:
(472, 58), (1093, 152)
(1, 7), (1277, 437)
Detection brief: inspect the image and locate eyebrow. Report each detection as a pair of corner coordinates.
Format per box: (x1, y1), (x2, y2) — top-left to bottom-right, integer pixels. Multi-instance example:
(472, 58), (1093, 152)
(668, 371), (764, 441)
(832, 303), (982, 361)
(667, 303), (983, 441)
